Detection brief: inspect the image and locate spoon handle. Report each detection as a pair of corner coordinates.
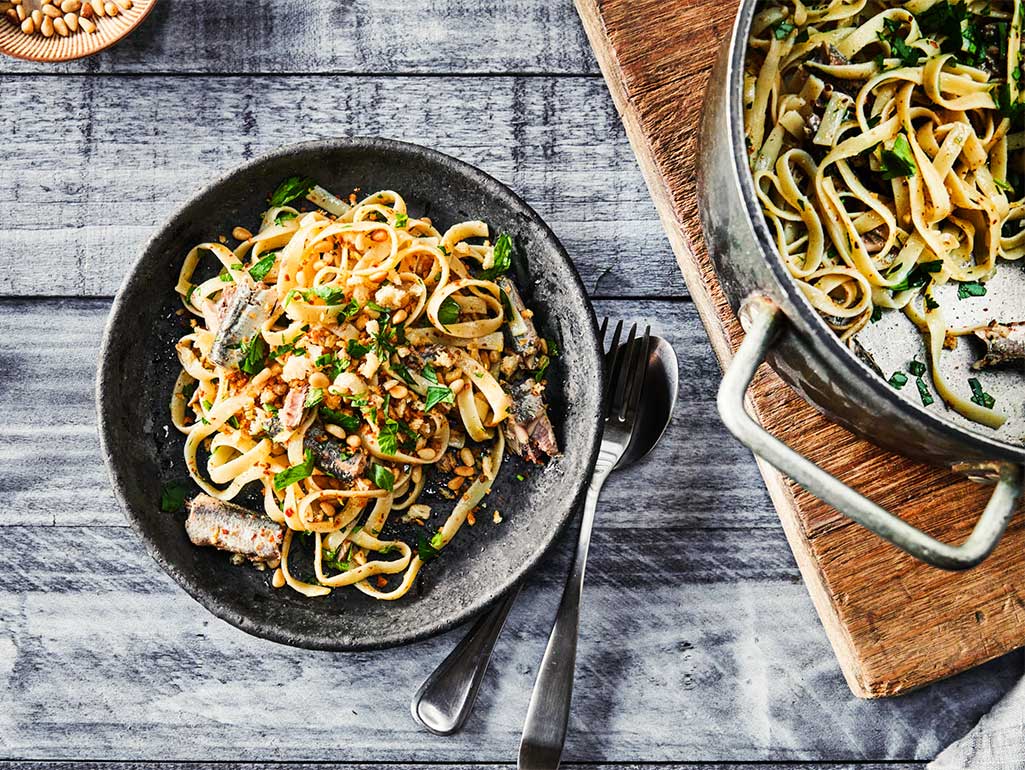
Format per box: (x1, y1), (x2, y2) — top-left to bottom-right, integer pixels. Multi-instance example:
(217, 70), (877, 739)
(518, 446), (617, 770)
(411, 585), (521, 735)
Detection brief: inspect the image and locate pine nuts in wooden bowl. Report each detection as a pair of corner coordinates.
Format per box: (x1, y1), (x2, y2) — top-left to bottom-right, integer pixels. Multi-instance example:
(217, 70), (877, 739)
(0, 0), (156, 62)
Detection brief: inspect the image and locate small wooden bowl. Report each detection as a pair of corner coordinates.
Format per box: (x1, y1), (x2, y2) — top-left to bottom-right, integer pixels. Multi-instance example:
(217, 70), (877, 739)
(0, 0), (156, 62)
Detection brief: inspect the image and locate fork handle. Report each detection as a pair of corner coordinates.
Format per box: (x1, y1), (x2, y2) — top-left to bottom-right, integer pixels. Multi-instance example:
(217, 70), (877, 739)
(517, 442), (620, 770)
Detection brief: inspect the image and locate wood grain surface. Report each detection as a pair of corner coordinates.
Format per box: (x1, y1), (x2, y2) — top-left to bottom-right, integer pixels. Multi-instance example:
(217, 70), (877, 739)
(575, 0), (1025, 698)
(0, 0), (1018, 764)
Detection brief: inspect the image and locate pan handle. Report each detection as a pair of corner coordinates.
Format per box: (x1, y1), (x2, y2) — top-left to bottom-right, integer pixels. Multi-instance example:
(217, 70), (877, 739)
(718, 294), (1024, 571)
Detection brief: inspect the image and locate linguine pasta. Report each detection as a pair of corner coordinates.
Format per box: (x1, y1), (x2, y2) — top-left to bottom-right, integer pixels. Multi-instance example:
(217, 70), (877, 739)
(745, 0), (1022, 428)
(169, 180), (558, 601)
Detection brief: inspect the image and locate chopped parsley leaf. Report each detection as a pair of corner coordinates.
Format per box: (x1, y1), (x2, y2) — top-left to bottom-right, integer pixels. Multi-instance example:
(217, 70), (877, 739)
(969, 377), (995, 409)
(880, 134), (917, 180)
(438, 297), (461, 325)
(269, 176), (314, 208)
(888, 371), (909, 389)
(394, 212), (408, 228)
(370, 463), (394, 492)
(347, 339), (371, 358)
(160, 481), (189, 512)
(915, 377), (934, 407)
(248, 251), (278, 282)
(273, 449), (315, 491)
(305, 387), (324, 409)
(908, 359), (927, 377)
(957, 281), (987, 299)
(479, 233), (513, 280)
(321, 407), (361, 433)
(774, 20), (795, 39)
(424, 384), (455, 412)
(239, 335), (268, 375)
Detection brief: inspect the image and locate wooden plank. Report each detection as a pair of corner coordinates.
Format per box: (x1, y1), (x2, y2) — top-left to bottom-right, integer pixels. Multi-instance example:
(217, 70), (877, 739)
(0, 1), (598, 75)
(0, 764), (930, 769)
(575, 0), (1025, 697)
(0, 522), (1016, 762)
(0, 298), (765, 529)
(0, 74), (677, 299)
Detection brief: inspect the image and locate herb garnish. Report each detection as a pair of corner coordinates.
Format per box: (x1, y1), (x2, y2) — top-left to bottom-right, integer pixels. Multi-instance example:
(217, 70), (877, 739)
(417, 531), (445, 561)
(958, 281), (987, 299)
(480, 233), (513, 280)
(239, 335), (268, 375)
(321, 407), (361, 433)
(438, 297), (461, 325)
(305, 388), (324, 409)
(370, 463), (395, 492)
(269, 176), (314, 208)
(774, 20), (795, 39)
(160, 481), (189, 512)
(880, 134), (917, 180)
(888, 371), (909, 389)
(915, 377), (934, 406)
(394, 212), (408, 228)
(273, 449), (315, 491)
(248, 251), (278, 282)
(968, 377), (995, 409)
(908, 359), (927, 378)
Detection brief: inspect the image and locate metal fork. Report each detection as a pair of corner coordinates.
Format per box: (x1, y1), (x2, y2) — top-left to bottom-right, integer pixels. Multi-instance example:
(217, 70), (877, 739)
(518, 320), (650, 770)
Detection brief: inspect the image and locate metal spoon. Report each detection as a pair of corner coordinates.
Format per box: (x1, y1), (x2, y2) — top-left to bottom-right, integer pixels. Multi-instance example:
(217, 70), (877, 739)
(410, 334), (679, 735)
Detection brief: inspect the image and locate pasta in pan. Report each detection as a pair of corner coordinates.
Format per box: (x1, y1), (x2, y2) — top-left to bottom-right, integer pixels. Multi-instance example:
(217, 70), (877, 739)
(745, 0), (1023, 428)
(167, 179), (559, 601)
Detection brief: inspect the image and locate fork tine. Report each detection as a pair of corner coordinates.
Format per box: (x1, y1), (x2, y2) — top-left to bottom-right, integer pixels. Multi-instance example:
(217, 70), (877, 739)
(603, 319), (623, 377)
(598, 316), (609, 347)
(609, 323), (637, 415)
(620, 325), (651, 420)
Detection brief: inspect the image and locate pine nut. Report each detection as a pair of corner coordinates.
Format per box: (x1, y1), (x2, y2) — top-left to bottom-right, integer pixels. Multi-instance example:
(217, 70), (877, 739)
(346, 434), (361, 449)
(447, 476), (466, 491)
(63, 11), (77, 30)
(60, 0), (80, 11)
(391, 309), (407, 324)
(454, 465), (475, 477)
(19, 15), (32, 31)
(324, 424), (346, 440)
(11, 0), (21, 5)
(79, 14), (94, 30)
(42, 5), (61, 18)
(80, 1), (92, 16)
(15, 3), (24, 18)
(41, 0), (52, 4)
(416, 448), (435, 460)
(459, 447), (474, 467)
(90, 0), (104, 16)
(272, 568), (285, 589)
(104, 2), (118, 15)
(30, 9), (41, 24)
(40, 15), (53, 35)
(449, 378), (465, 395)
(309, 371), (330, 389)
(387, 384), (408, 400)
(52, 14), (67, 34)
(5, 8), (18, 24)
(371, 230), (387, 242)
(232, 226), (252, 241)
(320, 501), (336, 517)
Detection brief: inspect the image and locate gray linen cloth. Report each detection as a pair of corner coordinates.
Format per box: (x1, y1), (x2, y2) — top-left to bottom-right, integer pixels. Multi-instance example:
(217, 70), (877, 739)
(931, 662), (1025, 769)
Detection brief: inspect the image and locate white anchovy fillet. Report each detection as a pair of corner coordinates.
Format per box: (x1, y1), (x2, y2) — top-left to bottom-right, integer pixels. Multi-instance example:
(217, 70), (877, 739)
(973, 322), (1025, 370)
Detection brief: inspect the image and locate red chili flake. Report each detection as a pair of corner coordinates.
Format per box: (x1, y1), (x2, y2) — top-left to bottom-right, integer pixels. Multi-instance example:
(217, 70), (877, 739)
(285, 508), (294, 517)
(221, 528), (230, 535)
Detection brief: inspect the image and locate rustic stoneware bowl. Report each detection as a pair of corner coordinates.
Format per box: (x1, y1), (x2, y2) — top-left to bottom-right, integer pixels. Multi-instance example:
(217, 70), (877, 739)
(0, 0), (157, 62)
(97, 137), (604, 651)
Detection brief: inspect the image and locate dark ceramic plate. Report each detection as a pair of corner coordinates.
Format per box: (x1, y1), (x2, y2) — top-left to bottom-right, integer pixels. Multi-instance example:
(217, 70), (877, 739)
(96, 138), (604, 651)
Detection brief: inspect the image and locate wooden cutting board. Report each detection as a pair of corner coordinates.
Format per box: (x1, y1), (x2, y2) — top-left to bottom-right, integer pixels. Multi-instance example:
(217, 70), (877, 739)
(575, 0), (1025, 697)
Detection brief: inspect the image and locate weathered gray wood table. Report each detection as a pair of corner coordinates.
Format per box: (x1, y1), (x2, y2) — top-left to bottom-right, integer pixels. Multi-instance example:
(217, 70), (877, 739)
(0, 1), (1019, 765)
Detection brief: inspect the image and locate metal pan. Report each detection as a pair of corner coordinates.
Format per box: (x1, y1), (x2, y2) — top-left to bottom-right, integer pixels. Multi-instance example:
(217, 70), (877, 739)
(96, 138), (603, 650)
(697, 1), (1024, 569)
